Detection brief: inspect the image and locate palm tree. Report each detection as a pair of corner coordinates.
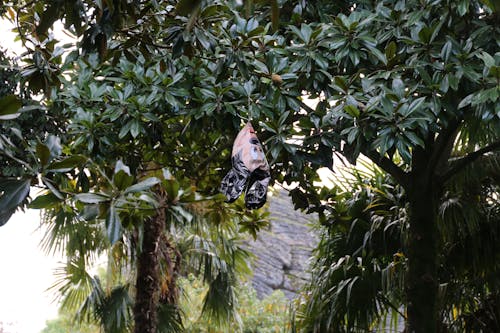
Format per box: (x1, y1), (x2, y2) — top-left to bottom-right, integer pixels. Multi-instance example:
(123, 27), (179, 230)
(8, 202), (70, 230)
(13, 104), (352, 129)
(39, 174), (257, 333)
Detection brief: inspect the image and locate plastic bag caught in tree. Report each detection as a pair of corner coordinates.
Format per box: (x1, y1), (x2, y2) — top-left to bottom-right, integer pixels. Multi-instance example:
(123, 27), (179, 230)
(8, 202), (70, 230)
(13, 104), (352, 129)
(220, 122), (270, 209)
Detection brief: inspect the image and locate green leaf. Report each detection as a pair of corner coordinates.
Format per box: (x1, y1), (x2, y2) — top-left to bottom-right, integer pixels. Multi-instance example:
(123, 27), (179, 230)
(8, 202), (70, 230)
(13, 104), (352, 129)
(385, 41), (396, 60)
(407, 97), (426, 115)
(0, 178), (30, 213)
(164, 179), (180, 201)
(301, 24), (313, 43)
(45, 135), (62, 161)
(347, 127), (359, 144)
(392, 78), (404, 98)
(458, 93), (474, 109)
(404, 131), (425, 148)
(243, 81), (254, 96)
(253, 60), (269, 74)
(114, 159), (131, 175)
(200, 4), (228, 18)
(75, 193), (109, 204)
(0, 95), (22, 120)
(369, 47), (387, 65)
(416, 67), (432, 85)
(439, 75), (449, 93)
(457, 0), (469, 16)
(170, 205), (193, 223)
(334, 76), (348, 93)
(278, 110), (290, 127)
(106, 205), (122, 245)
(478, 51), (495, 68)
(124, 177), (161, 194)
(418, 26), (432, 44)
(36, 142), (51, 167)
(448, 74), (459, 90)
(0, 181), (29, 226)
(29, 192), (61, 209)
(396, 140), (412, 163)
(42, 177), (65, 200)
(46, 155), (87, 172)
(113, 159), (134, 190)
(119, 120), (133, 138)
(489, 66), (500, 78)
(440, 40), (453, 61)
(130, 119), (141, 138)
(198, 88), (217, 100)
(114, 170), (134, 191)
(344, 105), (360, 118)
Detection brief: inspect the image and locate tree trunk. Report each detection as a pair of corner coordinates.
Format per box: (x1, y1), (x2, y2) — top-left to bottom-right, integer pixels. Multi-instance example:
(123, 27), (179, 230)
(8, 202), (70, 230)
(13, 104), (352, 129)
(134, 206), (166, 333)
(406, 180), (439, 333)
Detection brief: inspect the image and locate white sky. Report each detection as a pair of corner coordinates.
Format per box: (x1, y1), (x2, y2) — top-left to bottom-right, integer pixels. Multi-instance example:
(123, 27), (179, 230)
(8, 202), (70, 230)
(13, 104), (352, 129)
(0, 209), (63, 333)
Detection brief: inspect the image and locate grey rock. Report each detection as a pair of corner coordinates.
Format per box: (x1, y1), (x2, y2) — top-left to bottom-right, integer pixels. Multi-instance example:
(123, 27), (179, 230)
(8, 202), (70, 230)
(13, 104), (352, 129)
(244, 190), (318, 299)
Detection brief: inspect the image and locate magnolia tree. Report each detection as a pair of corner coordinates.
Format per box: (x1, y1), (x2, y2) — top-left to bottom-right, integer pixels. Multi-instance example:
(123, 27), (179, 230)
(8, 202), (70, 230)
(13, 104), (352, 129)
(0, 0), (499, 332)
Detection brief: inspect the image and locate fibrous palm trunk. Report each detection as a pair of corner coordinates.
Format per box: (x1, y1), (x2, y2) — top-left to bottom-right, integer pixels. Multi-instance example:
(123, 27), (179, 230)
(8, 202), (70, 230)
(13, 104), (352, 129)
(134, 206), (166, 333)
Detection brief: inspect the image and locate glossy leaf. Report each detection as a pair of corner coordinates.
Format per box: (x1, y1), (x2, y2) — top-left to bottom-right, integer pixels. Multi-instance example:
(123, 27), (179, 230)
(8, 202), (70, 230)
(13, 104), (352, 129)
(106, 204), (122, 245)
(75, 193), (109, 204)
(124, 177), (160, 194)
(46, 155), (87, 172)
(0, 95), (22, 120)
(0, 179), (30, 212)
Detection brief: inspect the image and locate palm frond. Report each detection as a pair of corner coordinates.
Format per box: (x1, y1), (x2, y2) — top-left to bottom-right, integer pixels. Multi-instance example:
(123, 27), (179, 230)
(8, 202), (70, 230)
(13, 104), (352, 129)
(296, 164), (407, 332)
(157, 303), (184, 333)
(48, 256), (95, 312)
(201, 270), (242, 329)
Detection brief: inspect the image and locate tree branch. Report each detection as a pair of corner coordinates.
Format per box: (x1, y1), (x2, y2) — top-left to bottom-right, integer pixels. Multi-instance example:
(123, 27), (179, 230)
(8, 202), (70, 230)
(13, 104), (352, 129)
(440, 139), (500, 182)
(428, 118), (462, 174)
(363, 149), (408, 188)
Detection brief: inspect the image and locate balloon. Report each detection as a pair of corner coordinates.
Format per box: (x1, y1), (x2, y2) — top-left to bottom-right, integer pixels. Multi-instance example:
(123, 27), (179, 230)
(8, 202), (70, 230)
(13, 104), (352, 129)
(220, 122), (270, 209)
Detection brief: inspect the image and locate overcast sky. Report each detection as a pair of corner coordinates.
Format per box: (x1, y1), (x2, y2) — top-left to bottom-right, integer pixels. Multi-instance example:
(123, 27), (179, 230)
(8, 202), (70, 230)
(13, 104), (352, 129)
(0, 209), (63, 333)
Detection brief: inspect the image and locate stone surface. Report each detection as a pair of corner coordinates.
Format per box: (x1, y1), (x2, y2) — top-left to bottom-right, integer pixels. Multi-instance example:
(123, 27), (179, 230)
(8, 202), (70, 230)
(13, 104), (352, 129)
(244, 190), (318, 299)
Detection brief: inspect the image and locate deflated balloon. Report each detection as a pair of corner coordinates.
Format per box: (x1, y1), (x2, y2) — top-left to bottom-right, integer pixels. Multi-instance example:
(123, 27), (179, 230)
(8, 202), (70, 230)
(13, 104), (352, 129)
(220, 122), (270, 209)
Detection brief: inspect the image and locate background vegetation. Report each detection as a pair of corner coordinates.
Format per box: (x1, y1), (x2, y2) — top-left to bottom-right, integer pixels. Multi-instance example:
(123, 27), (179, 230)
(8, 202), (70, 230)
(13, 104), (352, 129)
(42, 276), (290, 333)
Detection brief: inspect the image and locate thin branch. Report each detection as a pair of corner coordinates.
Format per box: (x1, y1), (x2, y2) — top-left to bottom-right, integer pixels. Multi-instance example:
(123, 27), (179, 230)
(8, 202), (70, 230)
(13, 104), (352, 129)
(440, 139), (500, 182)
(363, 149), (408, 188)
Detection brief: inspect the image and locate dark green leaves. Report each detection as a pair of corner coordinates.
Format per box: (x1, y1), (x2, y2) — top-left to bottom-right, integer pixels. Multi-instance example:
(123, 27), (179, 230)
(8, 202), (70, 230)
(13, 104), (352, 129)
(0, 179), (30, 226)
